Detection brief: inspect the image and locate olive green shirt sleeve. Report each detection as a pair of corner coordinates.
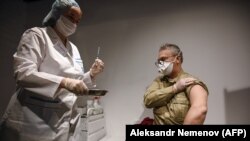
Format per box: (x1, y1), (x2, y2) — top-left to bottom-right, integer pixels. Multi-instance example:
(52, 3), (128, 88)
(144, 78), (176, 108)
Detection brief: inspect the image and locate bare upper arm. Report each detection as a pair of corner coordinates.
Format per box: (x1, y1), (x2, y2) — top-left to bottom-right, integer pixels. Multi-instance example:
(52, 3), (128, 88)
(189, 85), (208, 107)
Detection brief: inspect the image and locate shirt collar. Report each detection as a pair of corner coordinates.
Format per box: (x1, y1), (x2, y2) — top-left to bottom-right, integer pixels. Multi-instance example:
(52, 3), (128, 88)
(46, 26), (71, 52)
(162, 69), (185, 83)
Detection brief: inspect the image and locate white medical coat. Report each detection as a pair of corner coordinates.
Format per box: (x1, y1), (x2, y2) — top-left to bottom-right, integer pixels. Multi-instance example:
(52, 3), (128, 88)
(0, 27), (93, 141)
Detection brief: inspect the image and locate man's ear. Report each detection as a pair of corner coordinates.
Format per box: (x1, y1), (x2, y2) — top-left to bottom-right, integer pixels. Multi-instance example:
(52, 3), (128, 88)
(176, 56), (181, 64)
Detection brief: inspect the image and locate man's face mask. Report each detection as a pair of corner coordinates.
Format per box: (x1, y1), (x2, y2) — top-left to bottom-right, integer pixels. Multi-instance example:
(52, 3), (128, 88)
(156, 60), (174, 75)
(56, 16), (77, 37)
(155, 54), (179, 75)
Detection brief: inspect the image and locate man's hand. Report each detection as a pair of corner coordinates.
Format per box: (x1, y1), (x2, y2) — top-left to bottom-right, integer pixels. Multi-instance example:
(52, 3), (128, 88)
(173, 77), (196, 93)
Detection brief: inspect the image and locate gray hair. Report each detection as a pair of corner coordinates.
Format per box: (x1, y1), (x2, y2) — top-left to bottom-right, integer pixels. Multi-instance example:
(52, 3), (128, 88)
(159, 43), (183, 63)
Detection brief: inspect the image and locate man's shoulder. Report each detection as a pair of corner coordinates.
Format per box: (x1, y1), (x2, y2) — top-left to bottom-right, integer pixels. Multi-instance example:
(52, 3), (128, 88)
(181, 71), (209, 94)
(180, 71), (201, 81)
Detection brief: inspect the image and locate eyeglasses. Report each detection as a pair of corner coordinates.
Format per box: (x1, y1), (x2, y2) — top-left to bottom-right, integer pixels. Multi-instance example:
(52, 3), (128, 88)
(154, 56), (176, 68)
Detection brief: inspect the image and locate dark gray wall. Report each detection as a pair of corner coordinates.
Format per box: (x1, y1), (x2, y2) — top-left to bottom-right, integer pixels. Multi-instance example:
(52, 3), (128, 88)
(225, 88), (250, 124)
(0, 0), (26, 117)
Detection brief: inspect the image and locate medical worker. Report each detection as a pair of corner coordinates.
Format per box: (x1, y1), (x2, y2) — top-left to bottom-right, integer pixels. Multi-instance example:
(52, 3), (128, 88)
(0, 0), (104, 140)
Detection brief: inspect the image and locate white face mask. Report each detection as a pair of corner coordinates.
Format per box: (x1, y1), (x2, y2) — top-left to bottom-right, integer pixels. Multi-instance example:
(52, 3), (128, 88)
(55, 16), (77, 37)
(158, 61), (174, 75)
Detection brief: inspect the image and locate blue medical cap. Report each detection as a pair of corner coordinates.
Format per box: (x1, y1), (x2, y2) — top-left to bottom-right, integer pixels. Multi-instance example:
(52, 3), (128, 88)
(42, 0), (80, 26)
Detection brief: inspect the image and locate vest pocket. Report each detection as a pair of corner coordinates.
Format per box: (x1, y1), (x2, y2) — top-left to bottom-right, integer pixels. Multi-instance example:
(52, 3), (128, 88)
(169, 95), (189, 123)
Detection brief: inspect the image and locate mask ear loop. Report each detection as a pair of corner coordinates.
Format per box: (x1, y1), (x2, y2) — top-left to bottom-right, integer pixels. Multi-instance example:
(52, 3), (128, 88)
(177, 50), (182, 56)
(173, 51), (182, 63)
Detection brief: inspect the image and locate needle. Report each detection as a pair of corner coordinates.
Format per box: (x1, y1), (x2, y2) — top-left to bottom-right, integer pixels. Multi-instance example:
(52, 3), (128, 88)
(97, 46), (100, 59)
